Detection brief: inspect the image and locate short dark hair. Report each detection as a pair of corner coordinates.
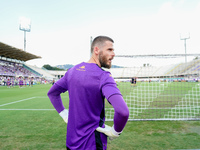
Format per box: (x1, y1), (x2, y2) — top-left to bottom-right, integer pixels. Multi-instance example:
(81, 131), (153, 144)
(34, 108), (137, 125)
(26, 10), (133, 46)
(91, 36), (114, 53)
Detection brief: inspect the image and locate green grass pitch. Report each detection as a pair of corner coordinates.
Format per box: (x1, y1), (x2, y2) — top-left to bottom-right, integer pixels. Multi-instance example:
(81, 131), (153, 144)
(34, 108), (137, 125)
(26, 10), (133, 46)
(1, 84), (200, 150)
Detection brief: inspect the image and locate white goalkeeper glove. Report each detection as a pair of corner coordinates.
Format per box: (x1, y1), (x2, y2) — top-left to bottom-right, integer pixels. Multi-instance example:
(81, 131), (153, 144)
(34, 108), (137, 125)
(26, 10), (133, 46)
(59, 109), (68, 124)
(96, 125), (122, 140)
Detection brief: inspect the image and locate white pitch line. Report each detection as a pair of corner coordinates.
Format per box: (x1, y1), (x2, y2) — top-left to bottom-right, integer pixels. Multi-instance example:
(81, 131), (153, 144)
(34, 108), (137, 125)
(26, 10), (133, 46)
(0, 97), (36, 107)
(0, 109), (55, 111)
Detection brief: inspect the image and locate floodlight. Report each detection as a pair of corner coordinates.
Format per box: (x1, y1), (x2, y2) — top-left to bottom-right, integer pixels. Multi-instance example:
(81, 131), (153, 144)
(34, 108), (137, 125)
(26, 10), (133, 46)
(180, 32), (190, 63)
(19, 17), (31, 32)
(19, 17), (31, 51)
(180, 32), (190, 40)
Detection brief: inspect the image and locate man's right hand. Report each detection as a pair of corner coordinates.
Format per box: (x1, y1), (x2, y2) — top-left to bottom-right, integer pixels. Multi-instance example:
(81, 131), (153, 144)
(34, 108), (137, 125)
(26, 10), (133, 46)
(59, 109), (68, 124)
(96, 125), (122, 140)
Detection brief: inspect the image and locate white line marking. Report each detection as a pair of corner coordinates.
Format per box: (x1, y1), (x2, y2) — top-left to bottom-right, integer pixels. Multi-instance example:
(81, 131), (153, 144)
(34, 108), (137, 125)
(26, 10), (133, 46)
(0, 109), (55, 111)
(0, 97), (36, 107)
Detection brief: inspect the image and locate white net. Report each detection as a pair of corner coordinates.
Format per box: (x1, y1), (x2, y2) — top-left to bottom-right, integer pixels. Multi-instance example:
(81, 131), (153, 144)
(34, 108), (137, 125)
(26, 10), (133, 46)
(105, 56), (200, 121)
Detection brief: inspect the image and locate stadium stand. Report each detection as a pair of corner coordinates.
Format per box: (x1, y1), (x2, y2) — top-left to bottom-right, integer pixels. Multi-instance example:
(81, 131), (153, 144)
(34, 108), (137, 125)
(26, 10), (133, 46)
(47, 70), (66, 79)
(26, 64), (56, 80)
(0, 59), (38, 77)
(105, 58), (200, 80)
(0, 42), (56, 86)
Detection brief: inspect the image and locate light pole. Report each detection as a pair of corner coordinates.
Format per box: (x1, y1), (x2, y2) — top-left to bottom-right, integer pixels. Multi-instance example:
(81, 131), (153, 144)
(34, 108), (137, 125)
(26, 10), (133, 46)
(180, 33), (190, 63)
(90, 36), (93, 57)
(19, 17), (31, 51)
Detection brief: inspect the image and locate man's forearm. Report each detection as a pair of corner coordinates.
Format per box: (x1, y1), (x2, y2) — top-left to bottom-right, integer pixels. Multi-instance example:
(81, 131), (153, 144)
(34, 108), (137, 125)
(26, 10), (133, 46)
(108, 94), (129, 132)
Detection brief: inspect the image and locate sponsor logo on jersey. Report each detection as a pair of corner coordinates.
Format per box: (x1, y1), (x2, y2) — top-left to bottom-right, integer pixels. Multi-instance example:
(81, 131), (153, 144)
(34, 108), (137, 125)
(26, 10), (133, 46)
(76, 66), (86, 71)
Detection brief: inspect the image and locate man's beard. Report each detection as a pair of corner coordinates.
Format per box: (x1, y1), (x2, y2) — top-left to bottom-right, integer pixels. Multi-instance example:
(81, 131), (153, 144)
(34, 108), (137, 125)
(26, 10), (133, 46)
(99, 51), (112, 69)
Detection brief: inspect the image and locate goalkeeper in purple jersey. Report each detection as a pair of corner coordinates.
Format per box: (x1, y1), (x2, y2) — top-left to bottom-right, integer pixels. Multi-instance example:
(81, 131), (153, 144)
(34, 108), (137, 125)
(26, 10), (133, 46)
(48, 36), (129, 150)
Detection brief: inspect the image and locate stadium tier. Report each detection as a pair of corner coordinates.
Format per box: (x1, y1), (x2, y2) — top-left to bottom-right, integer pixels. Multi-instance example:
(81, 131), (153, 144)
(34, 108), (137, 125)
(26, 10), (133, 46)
(0, 42), (55, 85)
(106, 59), (200, 79)
(0, 59), (39, 77)
(25, 64), (57, 80)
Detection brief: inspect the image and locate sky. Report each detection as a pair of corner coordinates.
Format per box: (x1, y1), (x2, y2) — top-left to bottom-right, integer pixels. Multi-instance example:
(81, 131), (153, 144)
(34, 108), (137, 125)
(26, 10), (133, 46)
(1, 0), (200, 67)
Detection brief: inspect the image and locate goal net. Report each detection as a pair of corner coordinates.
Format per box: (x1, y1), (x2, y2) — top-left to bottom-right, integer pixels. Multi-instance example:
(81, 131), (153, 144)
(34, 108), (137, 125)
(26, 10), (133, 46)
(105, 55), (200, 121)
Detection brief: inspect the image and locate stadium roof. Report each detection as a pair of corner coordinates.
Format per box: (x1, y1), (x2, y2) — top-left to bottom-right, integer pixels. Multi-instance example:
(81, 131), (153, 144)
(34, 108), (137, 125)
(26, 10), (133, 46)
(0, 42), (41, 61)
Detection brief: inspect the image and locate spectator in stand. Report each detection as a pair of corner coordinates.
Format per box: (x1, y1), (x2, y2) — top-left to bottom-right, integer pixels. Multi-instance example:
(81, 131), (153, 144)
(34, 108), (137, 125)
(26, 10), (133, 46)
(29, 78), (31, 86)
(52, 79), (55, 85)
(31, 78), (34, 86)
(15, 78), (18, 86)
(1, 78), (3, 86)
(19, 77), (23, 88)
(0, 77), (2, 86)
(11, 78), (14, 87)
(131, 77), (135, 85)
(24, 78), (27, 87)
(3, 78), (6, 86)
(7, 78), (11, 88)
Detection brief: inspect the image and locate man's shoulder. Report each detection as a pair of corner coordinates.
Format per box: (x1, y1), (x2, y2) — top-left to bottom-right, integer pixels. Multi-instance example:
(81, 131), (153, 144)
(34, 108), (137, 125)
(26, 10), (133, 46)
(72, 62), (106, 72)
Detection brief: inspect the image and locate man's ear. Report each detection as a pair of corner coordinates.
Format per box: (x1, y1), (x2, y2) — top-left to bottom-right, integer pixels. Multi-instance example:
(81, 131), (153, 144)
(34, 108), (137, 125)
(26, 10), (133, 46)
(93, 46), (100, 55)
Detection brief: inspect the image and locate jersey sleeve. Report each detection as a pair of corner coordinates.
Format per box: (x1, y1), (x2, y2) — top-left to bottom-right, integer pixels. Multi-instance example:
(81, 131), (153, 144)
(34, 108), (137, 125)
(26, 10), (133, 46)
(100, 71), (121, 100)
(108, 94), (129, 132)
(47, 84), (66, 113)
(47, 72), (69, 113)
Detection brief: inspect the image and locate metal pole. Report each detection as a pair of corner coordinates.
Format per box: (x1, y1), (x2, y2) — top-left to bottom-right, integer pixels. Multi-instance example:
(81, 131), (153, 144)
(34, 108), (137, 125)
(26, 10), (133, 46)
(90, 36), (93, 57)
(180, 35), (190, 64)
(24, 31), (26, 51)
(184, 39), (187, 63)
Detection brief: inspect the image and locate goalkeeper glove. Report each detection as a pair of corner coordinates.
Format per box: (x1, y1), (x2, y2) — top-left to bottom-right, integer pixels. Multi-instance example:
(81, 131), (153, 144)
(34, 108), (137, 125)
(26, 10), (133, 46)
(96, 124), (122, 140)
(59, 109), (68, 124)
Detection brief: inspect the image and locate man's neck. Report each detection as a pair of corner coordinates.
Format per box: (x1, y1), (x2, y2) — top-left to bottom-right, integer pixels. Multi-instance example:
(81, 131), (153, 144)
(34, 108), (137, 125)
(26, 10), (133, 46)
(88, 56), (101, 67)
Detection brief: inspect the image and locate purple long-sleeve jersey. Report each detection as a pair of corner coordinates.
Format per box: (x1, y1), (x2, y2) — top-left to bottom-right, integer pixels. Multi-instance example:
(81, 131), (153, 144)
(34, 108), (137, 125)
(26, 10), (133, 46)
(48, 62), (129, 150)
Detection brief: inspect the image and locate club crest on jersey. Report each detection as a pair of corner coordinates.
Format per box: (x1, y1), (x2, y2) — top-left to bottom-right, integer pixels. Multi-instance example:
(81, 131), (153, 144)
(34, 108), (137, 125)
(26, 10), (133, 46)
(76, 66), (86, 71)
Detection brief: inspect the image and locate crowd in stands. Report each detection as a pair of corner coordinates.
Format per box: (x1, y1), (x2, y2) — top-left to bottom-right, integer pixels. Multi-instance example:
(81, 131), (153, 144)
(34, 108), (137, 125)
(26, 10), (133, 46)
(0, 59), (37, 77)
(0, 76), (49, 87)
(0, 59), (49, 87)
